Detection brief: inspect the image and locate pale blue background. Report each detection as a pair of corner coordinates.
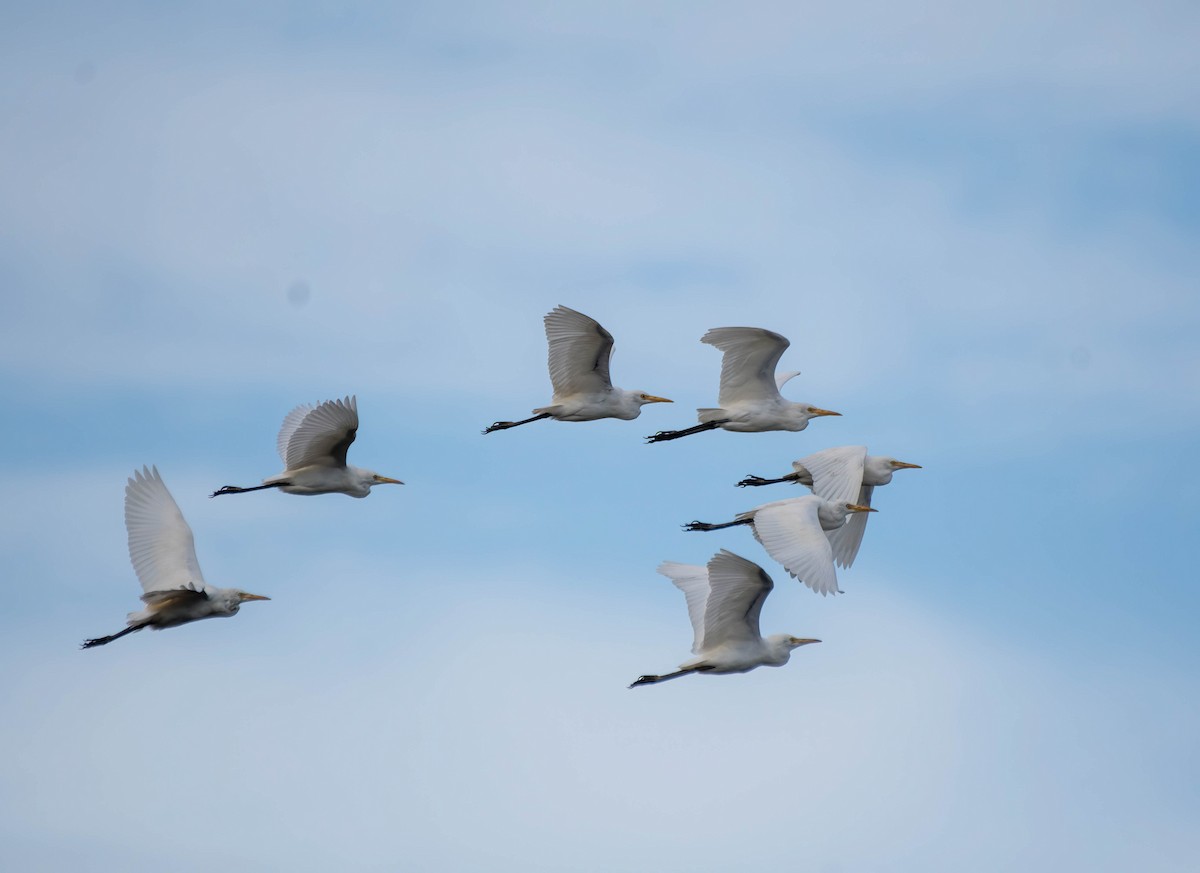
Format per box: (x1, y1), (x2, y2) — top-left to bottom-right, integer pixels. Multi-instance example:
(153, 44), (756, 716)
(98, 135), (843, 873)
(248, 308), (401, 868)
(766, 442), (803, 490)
(2, 2), (1198, 871)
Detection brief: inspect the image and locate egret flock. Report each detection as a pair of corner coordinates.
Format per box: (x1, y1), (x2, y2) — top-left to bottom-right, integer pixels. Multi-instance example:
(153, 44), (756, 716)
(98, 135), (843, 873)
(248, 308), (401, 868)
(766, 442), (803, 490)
(84, 305), (919, 690)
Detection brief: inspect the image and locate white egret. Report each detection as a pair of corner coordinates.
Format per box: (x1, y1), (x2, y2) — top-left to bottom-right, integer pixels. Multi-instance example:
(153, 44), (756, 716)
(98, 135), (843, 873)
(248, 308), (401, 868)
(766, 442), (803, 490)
(630, 549), (819, 688)
(684, 495), (875, 596)
(646, 326), (839, 443)
(483, 305), (672, 434)
(83, 466), (270, 648)
(738, 446), (921, 568)
(211, 395), (402, 498)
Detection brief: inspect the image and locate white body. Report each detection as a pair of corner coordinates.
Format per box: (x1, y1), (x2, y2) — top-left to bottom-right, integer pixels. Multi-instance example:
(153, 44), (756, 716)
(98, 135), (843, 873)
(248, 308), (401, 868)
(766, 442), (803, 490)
(113, 466), (267, 638)
(264, 395), (401, 497)
(532, 305), (670, 421)
(696, 327), (837, 432)
(736, 495), (868, 596)
(790, 446), (920, 568)
(657, 550), (817, 676)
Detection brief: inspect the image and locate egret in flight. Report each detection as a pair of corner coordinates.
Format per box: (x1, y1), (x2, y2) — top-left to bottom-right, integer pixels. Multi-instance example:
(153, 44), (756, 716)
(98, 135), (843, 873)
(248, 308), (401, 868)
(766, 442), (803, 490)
(647, 326), (838, 443)
(684, 495), (875, 595)
(630, 549), (819, 688)
(212, 395), (402, 498)
(83, 466), (270, 648)
(483, 305), (672, 434)
(738, 446), (921, 568)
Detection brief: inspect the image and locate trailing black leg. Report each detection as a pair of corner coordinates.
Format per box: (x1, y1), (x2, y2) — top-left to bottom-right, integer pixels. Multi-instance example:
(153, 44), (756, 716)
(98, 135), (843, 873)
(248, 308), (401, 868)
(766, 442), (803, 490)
(628, 666), (712, 688)
(210, 482), (287, 498)
(644, 420), (727, 443)
(81, 624), (143, 649)
(483, 412), (551, 434)
(736, 472), (801, 487)
(683, 518), (753, 532)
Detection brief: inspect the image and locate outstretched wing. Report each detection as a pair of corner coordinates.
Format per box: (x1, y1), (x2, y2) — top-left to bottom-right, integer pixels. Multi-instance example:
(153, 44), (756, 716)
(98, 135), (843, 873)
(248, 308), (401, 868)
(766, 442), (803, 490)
(825, 484), (873, 569)
(658, 560), (711, 654)
(750, 496), (839, 596)
(544, 305), (615, 397)
(125, 466), (208, 595)
(798, 446), (870, 568)
(700, 549), (773, 650)
(701, 327), (789, 407)
(277, 396), (359, 469)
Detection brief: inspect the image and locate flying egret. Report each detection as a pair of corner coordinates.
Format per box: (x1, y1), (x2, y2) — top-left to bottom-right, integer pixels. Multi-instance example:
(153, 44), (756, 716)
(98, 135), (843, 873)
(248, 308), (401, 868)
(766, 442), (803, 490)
(738, 446), (921, 568)
(646, 327), (839, 443)
(684, 495), (875, 595)
(630, 549), (819, 688)
(211, 395), (402, 498)
(82, 466), (270, 648)
(483, 305), (672, 434)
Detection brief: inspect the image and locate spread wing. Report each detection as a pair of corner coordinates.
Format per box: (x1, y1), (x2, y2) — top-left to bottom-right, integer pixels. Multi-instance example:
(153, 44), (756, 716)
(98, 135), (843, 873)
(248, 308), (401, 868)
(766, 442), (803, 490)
(657, 560), (711, 654)
(825, 484), (873, 569)
(699, 549), (773, 650)
(544, 305), (615, 397)
(277, 396), (359, 469)
(797, 446), (870, 568)
(701, 327), (789, 407)
(750, 496), (839, 596)
(124, 466), (209, 595)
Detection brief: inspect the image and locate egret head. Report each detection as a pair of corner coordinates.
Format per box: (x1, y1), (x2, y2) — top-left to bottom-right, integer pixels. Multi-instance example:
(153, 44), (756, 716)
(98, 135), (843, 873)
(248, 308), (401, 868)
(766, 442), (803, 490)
(635, 392), (673, 406)
(215, 590), (270, 614)
(786, 636), (821, 649)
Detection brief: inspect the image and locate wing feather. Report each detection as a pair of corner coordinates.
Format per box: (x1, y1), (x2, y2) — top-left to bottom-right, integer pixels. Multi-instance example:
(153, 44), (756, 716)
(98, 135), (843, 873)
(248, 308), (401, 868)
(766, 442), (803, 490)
(700, 549), (773, 649)
(278, 396), (359, 469)
(825, 485), (873, 568)
(124, 466), (208, 595)
(544, 305), (615, 397)
(701, 327), (789, 406)
(658, 561), (711, 654)
(750, 496), (839, 596)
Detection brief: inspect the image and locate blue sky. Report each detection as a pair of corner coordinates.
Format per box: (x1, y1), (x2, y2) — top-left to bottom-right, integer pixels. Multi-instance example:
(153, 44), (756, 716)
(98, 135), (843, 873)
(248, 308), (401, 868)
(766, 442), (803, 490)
(2, 3), (1198, 871)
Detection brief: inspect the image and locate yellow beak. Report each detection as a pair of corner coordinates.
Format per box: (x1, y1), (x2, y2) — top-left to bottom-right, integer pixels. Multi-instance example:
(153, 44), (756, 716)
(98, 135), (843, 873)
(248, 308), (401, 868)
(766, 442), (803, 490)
(374, 476), (405, 485)
(810, 407), (841, 417)
(893, 461), (922, 469)
(793, 638), (822, 646)
(642, 395), (673, 404)
(847, 504), (877, 513)
(240, 593), (271, 602)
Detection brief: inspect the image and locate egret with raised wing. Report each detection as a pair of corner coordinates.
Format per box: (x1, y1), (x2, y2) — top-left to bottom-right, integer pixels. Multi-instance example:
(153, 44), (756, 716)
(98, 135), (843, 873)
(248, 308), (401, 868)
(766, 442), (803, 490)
(647, 326), (838, 443)
(630, 549), (819, 688)
(484, 305), (671, 434)
(83, 466), (270, 648)
(212, 395), (402, 498)
(684, 495), (875, 595)
(738, 446), (920, 568)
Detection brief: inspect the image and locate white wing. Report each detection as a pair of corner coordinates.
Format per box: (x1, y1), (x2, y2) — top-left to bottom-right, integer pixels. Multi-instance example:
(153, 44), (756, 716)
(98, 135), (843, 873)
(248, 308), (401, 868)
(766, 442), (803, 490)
(701, 327), (789, 406)
(277, 396), (359, 470)
(699, 549), (773, 650)
(825, 485), (873, 569)
(658, 560), (711, 654)
(797, 446), (870, 568)
(797, 446), (867, 506)
(544, 305), (614, 397)
(124, 466), (208, 595)
(775, 369), (802, 391)
(750, 496), (839, 596)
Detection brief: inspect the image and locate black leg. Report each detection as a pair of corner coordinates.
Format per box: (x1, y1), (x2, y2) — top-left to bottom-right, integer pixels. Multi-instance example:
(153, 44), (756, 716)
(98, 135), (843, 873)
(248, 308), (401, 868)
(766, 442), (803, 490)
(81, 624), (143, 649)
(683, 518), (752, 532)
(736, 472), (800, 487)
(645, 420), (726, 443)
(628, 666), (711, 688)
(210, 482), (286, 498)
(482, 412), (551, 435)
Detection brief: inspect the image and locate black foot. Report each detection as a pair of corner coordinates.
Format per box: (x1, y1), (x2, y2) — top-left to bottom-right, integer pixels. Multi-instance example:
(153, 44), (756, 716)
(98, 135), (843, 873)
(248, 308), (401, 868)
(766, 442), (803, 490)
(736, 475), (772, 487)
(629, 675), (659, 688)
(482, 422), (513, 434)
(210, 486), (242, 498)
